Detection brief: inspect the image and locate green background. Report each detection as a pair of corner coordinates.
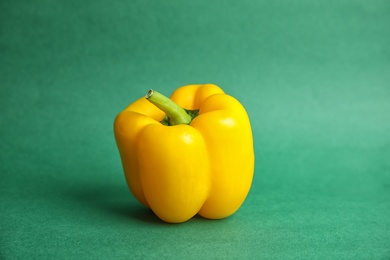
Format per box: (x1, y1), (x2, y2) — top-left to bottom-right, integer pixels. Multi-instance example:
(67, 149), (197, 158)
(1, 0), (389, 259)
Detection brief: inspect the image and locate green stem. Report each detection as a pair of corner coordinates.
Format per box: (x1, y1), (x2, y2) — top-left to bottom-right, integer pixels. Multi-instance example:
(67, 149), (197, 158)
(146, 89), (192, 125)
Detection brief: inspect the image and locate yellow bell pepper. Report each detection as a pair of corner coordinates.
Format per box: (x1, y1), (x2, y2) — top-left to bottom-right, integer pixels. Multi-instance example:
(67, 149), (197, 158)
(114, 84), (254, 223)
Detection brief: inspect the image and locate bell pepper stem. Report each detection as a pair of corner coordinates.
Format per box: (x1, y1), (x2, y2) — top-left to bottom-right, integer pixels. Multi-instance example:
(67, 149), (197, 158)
(146, 89), (192, 125)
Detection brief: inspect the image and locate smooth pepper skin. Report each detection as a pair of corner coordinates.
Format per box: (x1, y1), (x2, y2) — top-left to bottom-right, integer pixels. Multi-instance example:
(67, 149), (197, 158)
(114, 84), (254, 223)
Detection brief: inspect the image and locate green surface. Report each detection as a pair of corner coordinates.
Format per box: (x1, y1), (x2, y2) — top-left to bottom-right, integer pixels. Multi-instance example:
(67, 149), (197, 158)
(1, 0), (390, 259)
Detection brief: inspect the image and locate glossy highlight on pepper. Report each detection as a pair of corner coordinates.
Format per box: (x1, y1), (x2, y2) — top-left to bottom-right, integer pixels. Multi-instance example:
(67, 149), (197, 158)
(114, 84), (254, 223)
